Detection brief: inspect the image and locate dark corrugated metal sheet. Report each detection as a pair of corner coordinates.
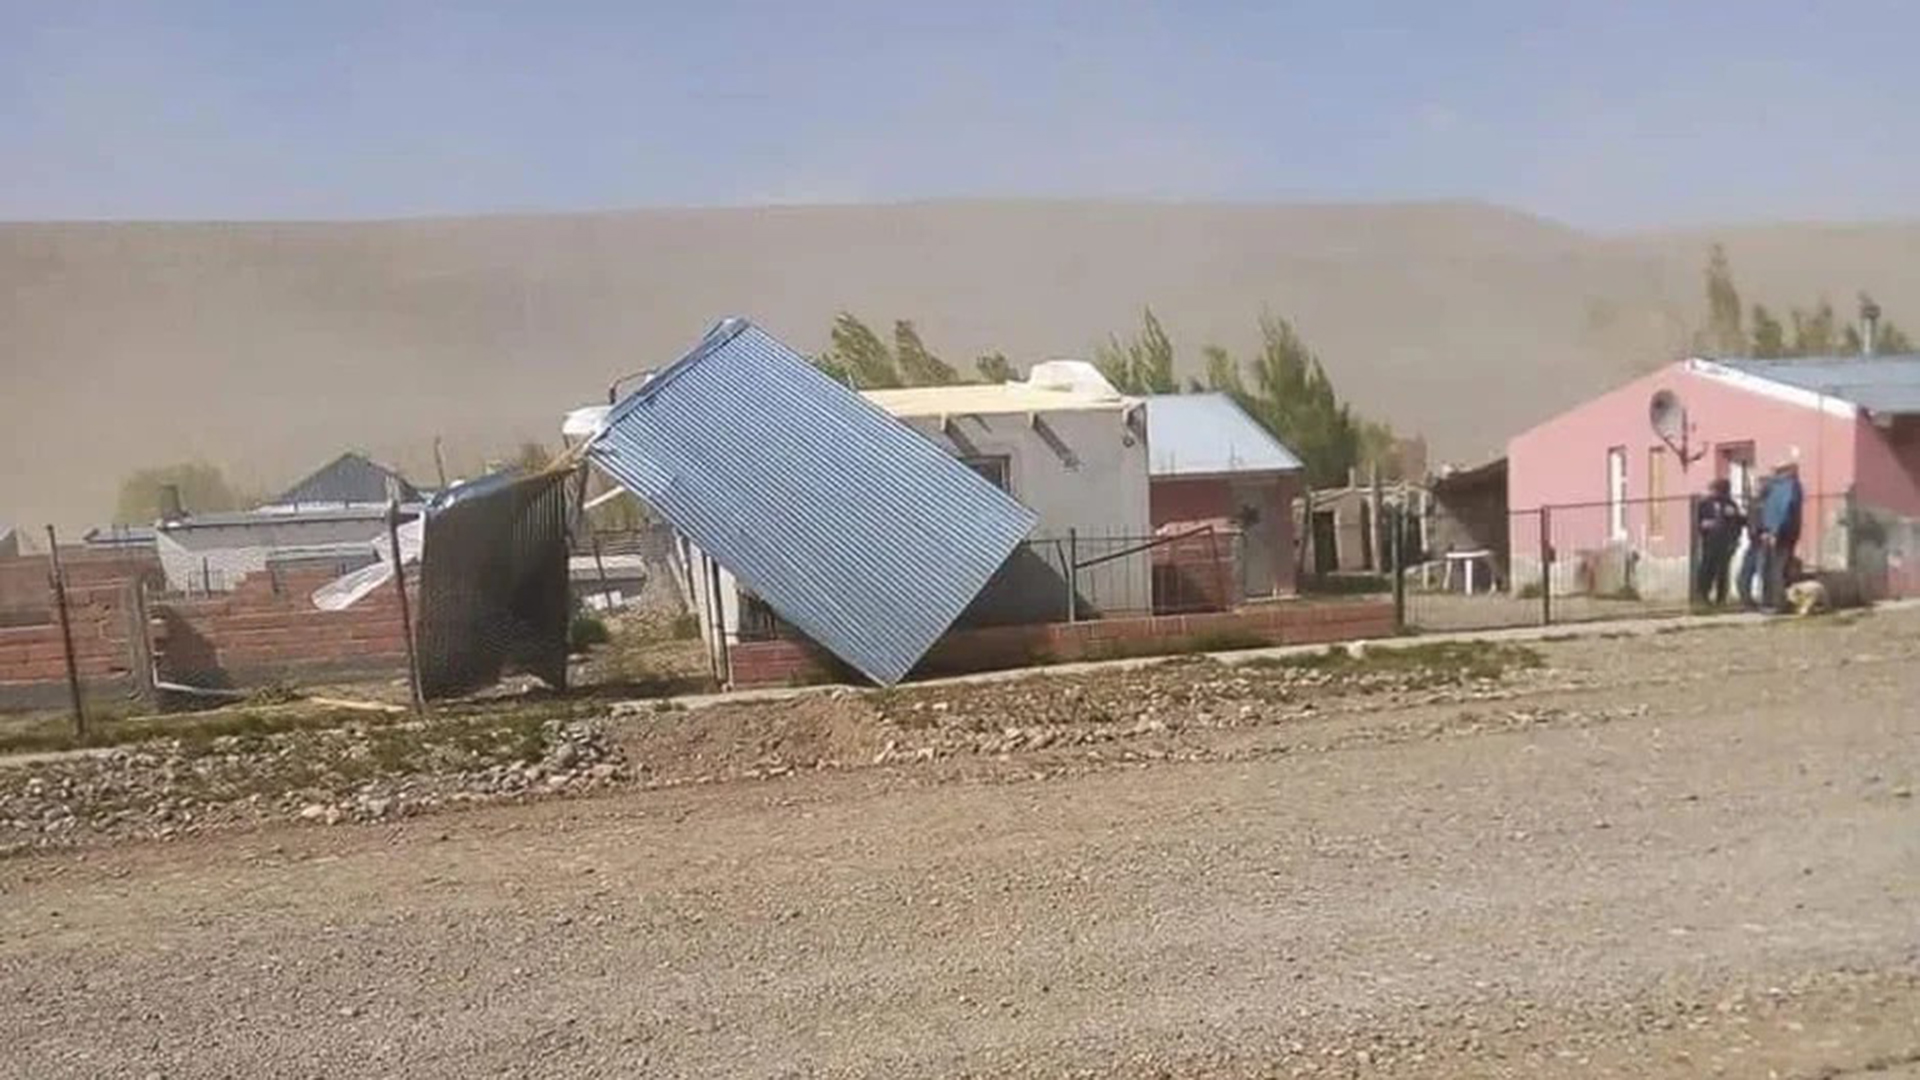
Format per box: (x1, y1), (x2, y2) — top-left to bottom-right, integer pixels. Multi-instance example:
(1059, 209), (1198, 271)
(588, 319), (1037, 686)
(416, 467), (573, 698)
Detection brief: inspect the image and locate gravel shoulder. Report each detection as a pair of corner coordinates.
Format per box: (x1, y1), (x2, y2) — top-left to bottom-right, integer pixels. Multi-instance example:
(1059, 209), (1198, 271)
(2, 611), (1918, 1077)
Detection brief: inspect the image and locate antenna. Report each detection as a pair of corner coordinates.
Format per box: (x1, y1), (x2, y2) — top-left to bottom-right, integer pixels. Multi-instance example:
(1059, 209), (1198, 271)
(1649, 389), (1706, 463)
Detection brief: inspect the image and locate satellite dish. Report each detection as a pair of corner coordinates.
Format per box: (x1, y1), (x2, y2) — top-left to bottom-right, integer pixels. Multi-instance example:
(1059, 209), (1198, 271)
(1648, 389), (1703, 462)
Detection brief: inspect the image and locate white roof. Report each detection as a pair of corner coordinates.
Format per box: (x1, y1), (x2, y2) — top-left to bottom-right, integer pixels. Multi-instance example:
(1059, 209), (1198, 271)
(864, 361), (1127, 419)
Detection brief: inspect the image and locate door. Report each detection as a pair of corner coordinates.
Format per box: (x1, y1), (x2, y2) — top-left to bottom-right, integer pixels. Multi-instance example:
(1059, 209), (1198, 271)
(1311, 510), (1338, 575)
(1232, 481), (1278, 598)
(1606, 447), (1628, 540)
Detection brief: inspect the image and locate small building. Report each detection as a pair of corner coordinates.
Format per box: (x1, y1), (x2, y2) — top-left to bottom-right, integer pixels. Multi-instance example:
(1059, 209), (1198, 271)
(262, 452), (421, 511)
(153, 506), (415, 594)
(1426, 457), (1510, 586)
(1507, 354), (1920, 600)
(82, 525), (158, 552)
(1143, 393), (1304, 601)
(1297, 475), (1428, 576)
(864, 361), (1153, 620)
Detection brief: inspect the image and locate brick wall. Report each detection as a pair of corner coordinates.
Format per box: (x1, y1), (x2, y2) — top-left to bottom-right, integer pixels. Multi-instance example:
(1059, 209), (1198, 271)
(726, 599), (1396, 689)
(1150, 525), (1237, 613)
(152, 568), (411, 686)
(0, 582), (138, 689)
(0, 550), (160, 621)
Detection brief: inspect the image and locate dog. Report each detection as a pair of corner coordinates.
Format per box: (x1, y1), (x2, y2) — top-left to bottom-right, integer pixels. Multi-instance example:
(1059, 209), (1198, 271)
(1785, 578), (1830, 616)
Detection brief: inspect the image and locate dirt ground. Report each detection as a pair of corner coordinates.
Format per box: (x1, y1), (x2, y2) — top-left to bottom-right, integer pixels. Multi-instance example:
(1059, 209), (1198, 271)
(2, 610), (1918, 1078)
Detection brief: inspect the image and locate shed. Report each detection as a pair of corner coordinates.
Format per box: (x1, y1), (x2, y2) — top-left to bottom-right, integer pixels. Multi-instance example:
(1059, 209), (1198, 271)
(1143, 393), (1304, 599)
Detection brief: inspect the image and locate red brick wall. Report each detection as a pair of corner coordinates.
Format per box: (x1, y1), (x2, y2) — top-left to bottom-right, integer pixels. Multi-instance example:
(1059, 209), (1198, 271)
(1150, 527), (1237, 613)
(152, 568), (411, 684)
(0, 582), (138, 688)
(726, 599), (1397, 689)
(0, 550), (160, 618)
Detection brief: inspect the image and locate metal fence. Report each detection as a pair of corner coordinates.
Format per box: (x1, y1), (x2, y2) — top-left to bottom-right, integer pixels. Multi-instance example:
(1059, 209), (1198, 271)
(1395, 490), (1883, 634)
(952, 528), (1244, 629)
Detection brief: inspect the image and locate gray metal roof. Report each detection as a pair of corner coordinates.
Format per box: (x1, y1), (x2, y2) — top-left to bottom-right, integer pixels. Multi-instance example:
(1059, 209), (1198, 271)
(1144, 393), (1305, 476)
(587, 318), (1038, 686)
(271, 452), (422, 507)
(1717, 355), (1920, 416)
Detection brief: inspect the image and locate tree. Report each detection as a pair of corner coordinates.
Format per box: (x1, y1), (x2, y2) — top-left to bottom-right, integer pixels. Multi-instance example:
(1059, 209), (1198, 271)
(893, 321), (960, 385)
(974, 352), (1018, 383)
(1700, 244), (1745, 356)
(818, 312), (902, 389)
(1791, 299), (1838, 356)
(1749, 304), (1787, 358)
(114, 461), (241, 523)
(1094, 307), (1177, 394)
(510, 441), (554, 474)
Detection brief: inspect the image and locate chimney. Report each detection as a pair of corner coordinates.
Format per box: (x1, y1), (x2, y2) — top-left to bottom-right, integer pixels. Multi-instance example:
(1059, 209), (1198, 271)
(1860, 294), (1881, 357)
(158, 484), (185, 523)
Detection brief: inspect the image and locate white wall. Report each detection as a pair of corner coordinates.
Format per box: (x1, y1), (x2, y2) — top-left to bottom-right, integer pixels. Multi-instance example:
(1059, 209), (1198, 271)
(902, 405), (1153, 616)
(684, 403), (1155, 678)
(155, 517), (388, 591)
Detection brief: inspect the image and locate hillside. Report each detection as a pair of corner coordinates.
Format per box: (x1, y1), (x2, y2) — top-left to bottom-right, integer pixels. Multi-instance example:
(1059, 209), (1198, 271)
(6, 200), (1920, 534)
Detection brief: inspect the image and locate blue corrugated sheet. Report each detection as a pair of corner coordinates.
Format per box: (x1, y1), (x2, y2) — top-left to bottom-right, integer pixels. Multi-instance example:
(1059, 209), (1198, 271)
(1719, 355), (1920, 416)
(1144, 393), (1305, 476)
(587, 319), (1038, 685)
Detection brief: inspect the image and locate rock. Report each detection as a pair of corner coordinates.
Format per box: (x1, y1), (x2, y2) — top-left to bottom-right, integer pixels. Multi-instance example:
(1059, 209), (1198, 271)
(299, 804), (329, 822)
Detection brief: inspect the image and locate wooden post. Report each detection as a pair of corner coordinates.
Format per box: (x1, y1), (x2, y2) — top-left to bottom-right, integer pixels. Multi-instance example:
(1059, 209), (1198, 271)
(1298, 486), (1315, 585)
(124, 580), (156, 711)
(44, 526), (87, 737)
(387, 503), (425, 713)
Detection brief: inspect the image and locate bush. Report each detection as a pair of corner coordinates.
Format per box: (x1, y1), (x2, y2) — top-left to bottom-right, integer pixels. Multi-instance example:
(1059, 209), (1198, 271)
(670, 613), (700, 640)
(570, 613), (611, 651)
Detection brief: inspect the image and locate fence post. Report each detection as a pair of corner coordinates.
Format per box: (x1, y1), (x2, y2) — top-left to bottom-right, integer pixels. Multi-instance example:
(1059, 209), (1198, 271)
(1538, 506), (1553, 627)
(1688, 494), (1702, 610)
(387, 503), (426, 713)
(44, 526), (87, 737)
(1066, 529), (1079, 623)
(125, 579), (156, 711)
(1390, 504), (1407, 633)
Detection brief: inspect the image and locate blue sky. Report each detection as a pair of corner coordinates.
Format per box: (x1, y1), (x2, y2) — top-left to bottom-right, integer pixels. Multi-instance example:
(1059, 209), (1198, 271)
(2, 1), (1915, 228)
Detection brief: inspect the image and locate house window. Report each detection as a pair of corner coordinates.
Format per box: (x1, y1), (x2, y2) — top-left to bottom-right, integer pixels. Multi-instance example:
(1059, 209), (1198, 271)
(1646, 447), (1666, 536)
(1606, 447), (1628, 540)
(961, 455), (1011, 493)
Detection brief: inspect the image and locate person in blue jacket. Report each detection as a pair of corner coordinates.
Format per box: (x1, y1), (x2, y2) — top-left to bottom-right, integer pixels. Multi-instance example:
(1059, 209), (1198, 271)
(1757, 454), (1804, 612)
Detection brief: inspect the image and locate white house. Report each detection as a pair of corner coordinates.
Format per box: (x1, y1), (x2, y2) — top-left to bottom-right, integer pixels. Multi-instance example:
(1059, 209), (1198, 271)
(672, 361), (1154, 679)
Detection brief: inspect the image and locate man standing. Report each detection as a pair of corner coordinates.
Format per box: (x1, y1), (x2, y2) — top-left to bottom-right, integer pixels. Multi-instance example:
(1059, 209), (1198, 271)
(1694, 478), (1744, 607)
(1758, 454), (1805, 613)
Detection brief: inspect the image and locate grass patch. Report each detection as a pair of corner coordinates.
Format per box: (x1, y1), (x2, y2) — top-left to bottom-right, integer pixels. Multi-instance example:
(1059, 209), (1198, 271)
(570, 612), (612, 650)
(0, 704), (397, 757)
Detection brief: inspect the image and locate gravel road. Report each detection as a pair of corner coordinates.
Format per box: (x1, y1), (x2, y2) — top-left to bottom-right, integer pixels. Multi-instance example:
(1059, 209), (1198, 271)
(3, 611), (1918, 1078)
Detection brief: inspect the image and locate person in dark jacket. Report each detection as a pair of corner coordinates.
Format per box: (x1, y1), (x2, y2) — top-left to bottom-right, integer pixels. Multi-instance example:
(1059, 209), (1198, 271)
(1758, 455), (1805, 612)
(1694, 478), (1744, 606)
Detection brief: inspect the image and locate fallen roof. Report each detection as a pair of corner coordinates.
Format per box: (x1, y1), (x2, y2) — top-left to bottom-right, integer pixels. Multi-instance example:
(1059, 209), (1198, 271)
(1709, 355), (1920, 417)
(1144, 393), (1304, 476)
(587, 318), (1038, 686)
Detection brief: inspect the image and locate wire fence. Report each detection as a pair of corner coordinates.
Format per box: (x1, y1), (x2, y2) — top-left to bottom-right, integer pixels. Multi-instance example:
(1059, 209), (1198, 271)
(1396, 490), (1891, 634)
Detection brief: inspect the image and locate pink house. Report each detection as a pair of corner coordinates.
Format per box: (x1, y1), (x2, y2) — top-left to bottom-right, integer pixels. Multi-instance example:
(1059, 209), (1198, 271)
(1507, 356), (1920, 599)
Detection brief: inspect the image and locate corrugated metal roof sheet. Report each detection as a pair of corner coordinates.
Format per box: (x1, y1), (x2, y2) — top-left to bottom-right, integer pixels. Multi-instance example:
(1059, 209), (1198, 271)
(865, 381), (1126, 418)
(1144, 393), (1305, 476)
(587, 318), (1038, 686)
(1718, 355), (1920, 416)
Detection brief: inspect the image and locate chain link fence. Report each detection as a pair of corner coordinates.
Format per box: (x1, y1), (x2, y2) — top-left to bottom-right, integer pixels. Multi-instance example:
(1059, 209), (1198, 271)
(1395, 490), (1888, 634)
